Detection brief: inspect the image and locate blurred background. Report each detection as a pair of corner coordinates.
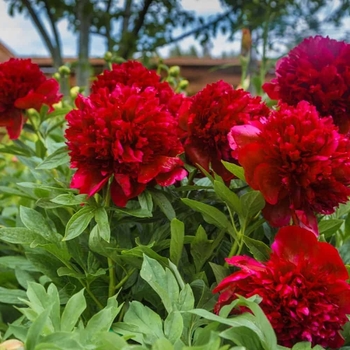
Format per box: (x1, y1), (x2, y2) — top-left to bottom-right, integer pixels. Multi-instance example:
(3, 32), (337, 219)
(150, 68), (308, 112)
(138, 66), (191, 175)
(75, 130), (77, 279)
(1, 0), (350, 94)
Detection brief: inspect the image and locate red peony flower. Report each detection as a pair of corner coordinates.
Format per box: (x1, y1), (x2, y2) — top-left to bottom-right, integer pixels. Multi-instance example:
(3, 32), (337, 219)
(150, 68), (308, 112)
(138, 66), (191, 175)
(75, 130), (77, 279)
(65, 84), (187, 207)
(183, 81), (269, 181)
(263, 35), (350, 133)
(228, 101), (350, 233)
(213, 226), (350, 348)
(0, 58), (62, 139)
(91, 60), (178, 110)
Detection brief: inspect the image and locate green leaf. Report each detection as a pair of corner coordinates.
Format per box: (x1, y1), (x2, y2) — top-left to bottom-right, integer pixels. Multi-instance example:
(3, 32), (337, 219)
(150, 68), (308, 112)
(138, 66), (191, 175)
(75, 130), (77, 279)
(164, 311), (183, 344)
(138, 191), (153, 213)
(51, 194), (87, 206)
(25, 307), (51, 350)
(181, 198), (236, 239)
(140, 255), (179, 314)
(61, 288), (86, 332)
(209, 262), (230, 285)
(318, 219), (343, 238)
(123, 301), (164, 343)
(64, 206), (95, 241)
(95, 207), (111, 242)
(36, 146), (69, 169)
(242, 236), (271, 262)
(0, 287), (27, 304)
(190, 226), (213, 273)
(0, 227), (39, 245)
(152, 338), (174, 350)
(151, 190), (176, 220)
(20, 206), (54, 239)
(170, 218), (184, 266)
(85, 296), (123, 334)
(241, 191), (265, 219)
(213, 180), (242, 215)
(220, 326), (263, 350)
(222, 161), (246, 181)
(0, 256), (38, 272)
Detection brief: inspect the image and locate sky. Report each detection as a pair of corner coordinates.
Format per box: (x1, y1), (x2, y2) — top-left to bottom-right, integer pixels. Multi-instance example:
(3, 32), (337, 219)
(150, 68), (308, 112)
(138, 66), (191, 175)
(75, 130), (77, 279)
(0, 0), (349, 60)
(0, 0), (240, 58)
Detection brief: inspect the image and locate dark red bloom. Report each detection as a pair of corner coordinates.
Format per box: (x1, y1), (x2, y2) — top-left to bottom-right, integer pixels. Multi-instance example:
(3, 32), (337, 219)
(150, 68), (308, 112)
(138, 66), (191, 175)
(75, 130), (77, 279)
(91, 60), (177, 111)
(263, 35), (350, 133)
(65, 84), (186, 207)
(0, 58), (62, 139)
(213, 226), (350, 348)
(183, 81), (269, 181)
(229, 101), (350, 233)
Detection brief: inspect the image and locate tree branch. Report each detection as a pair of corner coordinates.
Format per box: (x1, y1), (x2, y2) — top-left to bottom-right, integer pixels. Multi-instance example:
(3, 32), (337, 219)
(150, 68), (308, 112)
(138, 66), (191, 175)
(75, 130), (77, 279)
(42, 0), (63, 66)
(163, 10), (232, 47)
(120, 0), (153, 58)
(21, 0), (57, 61)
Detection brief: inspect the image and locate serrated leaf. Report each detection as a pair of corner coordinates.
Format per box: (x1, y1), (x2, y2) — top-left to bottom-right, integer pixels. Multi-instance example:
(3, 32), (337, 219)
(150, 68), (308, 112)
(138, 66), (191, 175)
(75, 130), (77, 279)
(64, 206), (95, 241)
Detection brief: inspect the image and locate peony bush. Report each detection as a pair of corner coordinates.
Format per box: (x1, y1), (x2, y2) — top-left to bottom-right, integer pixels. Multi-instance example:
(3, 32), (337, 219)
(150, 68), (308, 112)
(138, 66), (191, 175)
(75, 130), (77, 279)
(0, 36), (350, 350)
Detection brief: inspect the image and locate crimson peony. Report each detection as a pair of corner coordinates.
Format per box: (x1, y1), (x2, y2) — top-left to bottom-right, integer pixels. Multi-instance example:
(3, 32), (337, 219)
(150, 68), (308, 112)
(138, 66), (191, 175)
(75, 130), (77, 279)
(213, 226), (350, 348)
(65, 84), (186, 207)
(263, 35), (350, 133)
(0, 58), (62, 139)
(228, 101), (350, 233)
(183, 81), (269, 181)
(91, 61), (182, 114)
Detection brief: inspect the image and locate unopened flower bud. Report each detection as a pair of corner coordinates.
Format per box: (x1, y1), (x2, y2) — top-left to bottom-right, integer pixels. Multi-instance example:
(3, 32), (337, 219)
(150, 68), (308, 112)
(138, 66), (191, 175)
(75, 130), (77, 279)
(169, 66), (180, 77)
(70, 86), (80, 99)
(104, 51), (113, 62)
(179, 79), (189, 89)
(52, 101), (63, 109)
(0, 339), (25, 350)
(58, 65), (71, 76)
(53, 72), (61, 81)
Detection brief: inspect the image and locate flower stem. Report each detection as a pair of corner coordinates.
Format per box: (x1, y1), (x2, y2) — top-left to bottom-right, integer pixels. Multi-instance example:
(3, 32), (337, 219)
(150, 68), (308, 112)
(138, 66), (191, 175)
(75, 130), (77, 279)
(108, 257), (116, 298)
(114, 268), (136, 291)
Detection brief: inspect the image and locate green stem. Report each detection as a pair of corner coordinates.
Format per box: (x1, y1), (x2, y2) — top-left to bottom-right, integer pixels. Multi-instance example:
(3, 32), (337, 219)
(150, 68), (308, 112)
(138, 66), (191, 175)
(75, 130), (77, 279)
(114, 268), (136, 291)
(84, 282), (104, 309)
(108, 257), (116, 298)
(27, 113), (44, 142)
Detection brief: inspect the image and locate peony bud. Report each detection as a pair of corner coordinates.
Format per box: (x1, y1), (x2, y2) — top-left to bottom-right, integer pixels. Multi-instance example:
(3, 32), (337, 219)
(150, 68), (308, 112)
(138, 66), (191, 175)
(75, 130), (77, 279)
(70, 86), (80, 99)
(58, 65), (71, 76)
(104, 51), (113, 62)
(179, 79), (189, 89)
(169, 65), (180, 77)
(53, 72), (61, 81)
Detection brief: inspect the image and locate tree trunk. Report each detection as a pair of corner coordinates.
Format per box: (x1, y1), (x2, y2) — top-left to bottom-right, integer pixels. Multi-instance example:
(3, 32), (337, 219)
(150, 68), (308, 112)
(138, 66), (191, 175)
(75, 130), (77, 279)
(76, 0), (92, 94)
